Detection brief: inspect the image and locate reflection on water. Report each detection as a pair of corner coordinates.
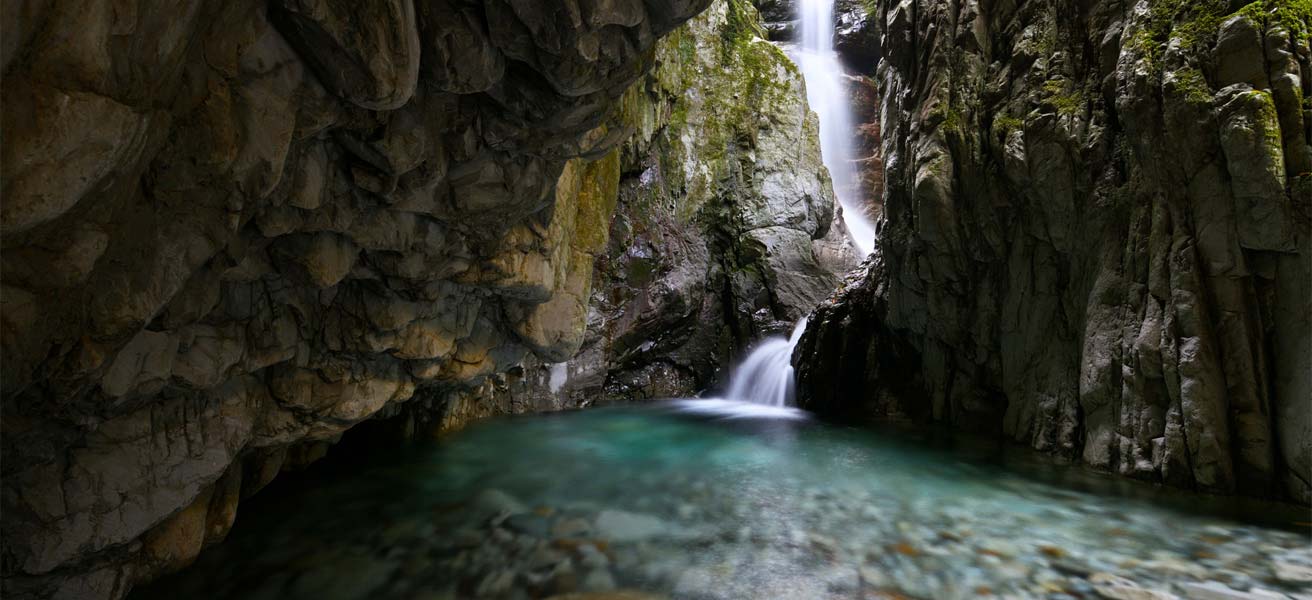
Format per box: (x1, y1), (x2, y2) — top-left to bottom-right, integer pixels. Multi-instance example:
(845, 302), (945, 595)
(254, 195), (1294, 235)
(136, 402), (1311, 600)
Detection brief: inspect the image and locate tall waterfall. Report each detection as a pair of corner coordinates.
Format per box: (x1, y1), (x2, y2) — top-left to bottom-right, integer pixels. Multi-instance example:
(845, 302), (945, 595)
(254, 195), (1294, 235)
(791, 0), (875, 255)
(725, 319), (808, 407)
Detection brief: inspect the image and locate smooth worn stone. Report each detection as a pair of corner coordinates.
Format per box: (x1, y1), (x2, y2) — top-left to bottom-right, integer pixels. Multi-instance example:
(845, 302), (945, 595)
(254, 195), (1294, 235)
(580, 569), (618, 592)
(552, 517), (593, 538)
(1175, 582), (1287, 600)
(1273, 556), (1312, 584)
(472, 489), (529, 521)
(1090, 573), (1180, 600)
(504, 514), (553, 538)
(594, 510), (669, 543)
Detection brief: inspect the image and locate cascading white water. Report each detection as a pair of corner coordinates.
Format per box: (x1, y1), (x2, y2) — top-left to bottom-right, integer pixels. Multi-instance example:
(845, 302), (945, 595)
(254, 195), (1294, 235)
(791, 0), (876, 255)
(724, 319), (808, 407)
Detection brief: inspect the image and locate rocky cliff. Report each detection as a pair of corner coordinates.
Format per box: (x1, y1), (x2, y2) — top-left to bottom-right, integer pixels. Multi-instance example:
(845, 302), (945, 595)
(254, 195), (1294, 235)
(1, 0), (716, 596)
(406, 0), (857, 430)
(796, 0), (1312, 504)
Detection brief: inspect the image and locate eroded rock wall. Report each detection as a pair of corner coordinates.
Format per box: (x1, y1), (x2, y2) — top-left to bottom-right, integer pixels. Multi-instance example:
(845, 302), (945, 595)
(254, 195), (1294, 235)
(421, 0), (858, 418)
(0, 0), (711, 596)
(795, 0), (1312, 504)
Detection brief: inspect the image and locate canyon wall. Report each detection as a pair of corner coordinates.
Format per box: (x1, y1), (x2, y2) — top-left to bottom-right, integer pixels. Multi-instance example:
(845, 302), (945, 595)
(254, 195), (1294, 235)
(405, 0), (857, 431)
(1, 0), (715, 597)
(796, 0), (1312, 504)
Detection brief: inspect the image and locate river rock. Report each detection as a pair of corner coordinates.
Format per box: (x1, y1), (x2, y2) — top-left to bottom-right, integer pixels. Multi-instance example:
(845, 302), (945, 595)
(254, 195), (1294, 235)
(1176, 582), (1287, 600)
(1090, 573), (1180, 600)
(594, 510), (668, 543)
(472, 489), (528, 521)
(580, 569), (618, 592)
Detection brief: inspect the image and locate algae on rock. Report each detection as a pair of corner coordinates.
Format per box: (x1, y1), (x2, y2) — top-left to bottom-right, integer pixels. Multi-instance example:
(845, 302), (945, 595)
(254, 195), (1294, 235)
(795, 0), (1312, 503)
(430, 0), (859, 416)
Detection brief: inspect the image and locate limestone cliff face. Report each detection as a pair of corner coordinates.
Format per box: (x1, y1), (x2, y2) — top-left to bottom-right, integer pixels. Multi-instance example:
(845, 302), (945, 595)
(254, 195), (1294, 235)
(796, 0), (1312, 504)
(415, 0), (858, 421)
(0, 0), (711, 596)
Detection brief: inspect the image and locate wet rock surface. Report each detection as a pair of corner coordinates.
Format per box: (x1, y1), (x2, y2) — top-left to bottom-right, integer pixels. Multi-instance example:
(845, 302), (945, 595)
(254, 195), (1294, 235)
(132, 405), (1312, 600)
(794, 0), (1312, 504)
(1, 0), (714, 596)
(754, 0), (885, 223)
(427, 0), (858, 415)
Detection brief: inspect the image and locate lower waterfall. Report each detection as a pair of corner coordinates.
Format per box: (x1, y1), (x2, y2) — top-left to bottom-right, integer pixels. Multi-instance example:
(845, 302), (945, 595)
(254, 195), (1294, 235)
(725, 319), (808, 407)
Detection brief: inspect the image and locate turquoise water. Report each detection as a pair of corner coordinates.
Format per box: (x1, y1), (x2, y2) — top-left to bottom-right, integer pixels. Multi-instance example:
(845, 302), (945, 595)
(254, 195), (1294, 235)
(136, 402), (1311, 599)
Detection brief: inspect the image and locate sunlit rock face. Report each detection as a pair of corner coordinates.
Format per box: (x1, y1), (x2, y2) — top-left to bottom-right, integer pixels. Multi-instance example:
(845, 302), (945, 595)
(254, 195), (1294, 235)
(0, 0), (711, 596)
(411, 0), (858, 424)
(795, 0), (1312, 504)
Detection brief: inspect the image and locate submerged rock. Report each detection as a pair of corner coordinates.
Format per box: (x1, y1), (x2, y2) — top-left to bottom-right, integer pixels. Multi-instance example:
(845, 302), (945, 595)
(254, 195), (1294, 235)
(1176, 582), (1287, 600)
(1090, 573), (1180, 600)
(594, 510), (669, 543)
(472, 489), (529, 522)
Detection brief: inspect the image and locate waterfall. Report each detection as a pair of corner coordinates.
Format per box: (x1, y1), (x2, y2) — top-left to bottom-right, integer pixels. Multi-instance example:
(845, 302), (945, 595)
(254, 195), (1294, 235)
(791, 0), (876, 255)
(724, 319), (808, 407)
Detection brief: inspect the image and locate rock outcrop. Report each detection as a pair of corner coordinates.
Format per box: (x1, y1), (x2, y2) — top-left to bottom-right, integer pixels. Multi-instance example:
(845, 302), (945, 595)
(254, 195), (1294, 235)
(796, 0), (1312, 504)
(0, 0), (713, 596)
(410, 0), (858, 423)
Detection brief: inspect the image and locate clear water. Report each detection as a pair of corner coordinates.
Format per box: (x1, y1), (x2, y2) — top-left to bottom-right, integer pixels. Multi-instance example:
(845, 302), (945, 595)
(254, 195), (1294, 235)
(136, 403), (1311, 600)
(793, 0), (876, 255)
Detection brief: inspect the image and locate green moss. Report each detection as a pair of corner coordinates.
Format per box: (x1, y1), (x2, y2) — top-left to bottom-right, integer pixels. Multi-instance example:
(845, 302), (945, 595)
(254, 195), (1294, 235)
(1249, 89), (1286, 165)
(1172, 67), (1213, 105)
(1132, 0), (1223, 71)
(992, 115), (1025, 137)
(942, 106), (963, 132)
(1238, 0), (1312, 40)
(574, 150), (623, 252)
(1135, 0), (1312, 76)
(720, 0), (767, 61)
(1041, 78), (1083, 116)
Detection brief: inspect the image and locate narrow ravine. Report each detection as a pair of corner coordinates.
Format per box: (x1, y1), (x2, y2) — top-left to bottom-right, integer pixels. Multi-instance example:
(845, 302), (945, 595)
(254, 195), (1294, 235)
(4, 0), (1310, 598)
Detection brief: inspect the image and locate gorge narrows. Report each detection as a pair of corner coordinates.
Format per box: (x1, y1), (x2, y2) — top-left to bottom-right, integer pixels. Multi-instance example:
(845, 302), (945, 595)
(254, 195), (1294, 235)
(5, 0), (1311, 598)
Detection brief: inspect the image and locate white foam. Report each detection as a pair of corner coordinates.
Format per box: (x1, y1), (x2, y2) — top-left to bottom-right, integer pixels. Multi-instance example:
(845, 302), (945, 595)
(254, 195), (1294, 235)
(669, 398), (811, 420)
